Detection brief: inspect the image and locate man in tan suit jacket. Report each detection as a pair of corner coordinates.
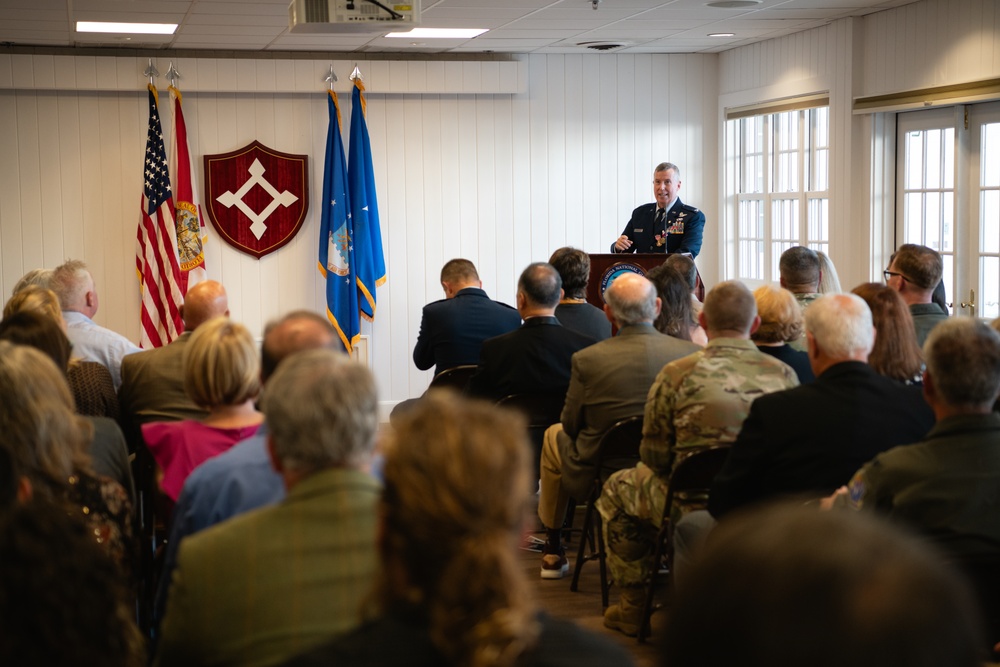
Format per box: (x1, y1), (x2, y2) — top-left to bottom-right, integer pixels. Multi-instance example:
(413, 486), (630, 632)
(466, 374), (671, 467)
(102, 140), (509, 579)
(537, 273), (701, 578)
(118, 280), (228, 450)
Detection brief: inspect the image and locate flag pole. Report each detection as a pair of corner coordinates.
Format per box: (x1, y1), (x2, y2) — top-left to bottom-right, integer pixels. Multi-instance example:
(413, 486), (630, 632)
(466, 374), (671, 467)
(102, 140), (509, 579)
(325, 63), (338, 91)
(166, 61), (180, 88)
(143, 58), (159, 86)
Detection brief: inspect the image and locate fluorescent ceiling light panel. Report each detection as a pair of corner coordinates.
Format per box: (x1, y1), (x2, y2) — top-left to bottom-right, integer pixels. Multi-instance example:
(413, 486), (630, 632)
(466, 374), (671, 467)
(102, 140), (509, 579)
(76, 21), (178, 35)
(385, 28), (488, 39)
(708, 32), (735, 37)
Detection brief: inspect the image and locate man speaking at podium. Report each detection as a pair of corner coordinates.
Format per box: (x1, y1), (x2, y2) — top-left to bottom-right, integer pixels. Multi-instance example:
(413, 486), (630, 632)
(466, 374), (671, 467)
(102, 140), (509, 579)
(611, 162), (705, 258)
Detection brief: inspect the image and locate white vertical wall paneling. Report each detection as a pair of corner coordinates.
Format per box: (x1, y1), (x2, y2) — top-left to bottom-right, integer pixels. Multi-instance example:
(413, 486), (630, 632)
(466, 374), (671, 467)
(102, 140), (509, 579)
(37, 94), (64, 269)
(545, 56), (566, 255)
(562, 55), (584, 252)
(633, 55), (653, 220)
(382, 91), (410, 400)
(580, 55), (602, 254)
(617, 57), (639, 210)
(16, 91), (43, 274)
(598, 56), (620, 247)
(492, 93), (517, 304)
(402, 92), (429, 397)
(56, 92), (83, 270)
(476, 94), (499, 284)
(0, 91), (22, 287)
(528, 57), (549, 260)
(510, 75), (532, 300)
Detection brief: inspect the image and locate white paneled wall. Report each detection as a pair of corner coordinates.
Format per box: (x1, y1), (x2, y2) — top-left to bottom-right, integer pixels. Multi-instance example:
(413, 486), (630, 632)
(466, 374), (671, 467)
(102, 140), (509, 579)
(0, 53), (718, 410)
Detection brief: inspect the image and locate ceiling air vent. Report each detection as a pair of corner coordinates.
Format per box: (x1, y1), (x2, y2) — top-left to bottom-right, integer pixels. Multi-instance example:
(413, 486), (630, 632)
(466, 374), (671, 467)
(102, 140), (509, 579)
(577, 41), (630, 51)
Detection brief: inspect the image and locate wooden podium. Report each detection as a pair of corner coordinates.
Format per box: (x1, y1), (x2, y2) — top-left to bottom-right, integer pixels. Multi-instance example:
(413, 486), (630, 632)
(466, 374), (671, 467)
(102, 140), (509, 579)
(586, 253), (704, 308)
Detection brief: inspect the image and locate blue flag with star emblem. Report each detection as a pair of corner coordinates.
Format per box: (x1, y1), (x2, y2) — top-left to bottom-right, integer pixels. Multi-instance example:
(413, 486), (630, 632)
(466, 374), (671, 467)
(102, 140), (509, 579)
(317, 90), (359, 353)
(348, 77), (386, 321)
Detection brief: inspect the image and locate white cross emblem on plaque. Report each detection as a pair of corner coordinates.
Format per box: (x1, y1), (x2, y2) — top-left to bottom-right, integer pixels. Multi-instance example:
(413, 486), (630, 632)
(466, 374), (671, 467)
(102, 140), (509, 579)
(216, 158), (299, 240)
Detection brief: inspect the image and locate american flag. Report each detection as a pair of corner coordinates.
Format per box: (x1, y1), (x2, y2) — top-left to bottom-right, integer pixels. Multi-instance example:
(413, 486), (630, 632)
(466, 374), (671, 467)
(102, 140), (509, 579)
(135, 84), (184, 349)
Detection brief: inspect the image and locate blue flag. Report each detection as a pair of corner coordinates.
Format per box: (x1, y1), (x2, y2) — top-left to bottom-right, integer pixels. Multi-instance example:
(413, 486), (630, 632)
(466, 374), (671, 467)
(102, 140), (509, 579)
(317, 90), (359, 353)
(349, 77), (386, 321)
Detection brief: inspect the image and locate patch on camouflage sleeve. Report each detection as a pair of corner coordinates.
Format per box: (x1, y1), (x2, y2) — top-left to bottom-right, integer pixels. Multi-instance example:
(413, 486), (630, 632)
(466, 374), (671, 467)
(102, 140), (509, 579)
(847, 474), (866, 510)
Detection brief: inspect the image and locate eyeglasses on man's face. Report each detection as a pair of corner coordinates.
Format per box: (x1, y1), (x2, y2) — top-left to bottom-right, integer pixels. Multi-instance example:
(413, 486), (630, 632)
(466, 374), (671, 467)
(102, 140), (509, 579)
(883, 269), (909, 283)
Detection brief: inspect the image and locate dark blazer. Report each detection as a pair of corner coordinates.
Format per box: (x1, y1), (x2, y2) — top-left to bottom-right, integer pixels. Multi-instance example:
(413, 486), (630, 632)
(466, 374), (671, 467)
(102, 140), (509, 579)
(468, 316), (596, 402)
(709, 361), (935, 518)
(611, 197), (706, 257)
(412, 287), (521, 374)
(554, 302), (612, 342)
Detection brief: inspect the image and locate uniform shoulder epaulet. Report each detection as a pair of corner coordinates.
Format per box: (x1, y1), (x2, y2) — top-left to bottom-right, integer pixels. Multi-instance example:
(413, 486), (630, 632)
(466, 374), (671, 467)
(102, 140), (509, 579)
(678, 202), (700, 213)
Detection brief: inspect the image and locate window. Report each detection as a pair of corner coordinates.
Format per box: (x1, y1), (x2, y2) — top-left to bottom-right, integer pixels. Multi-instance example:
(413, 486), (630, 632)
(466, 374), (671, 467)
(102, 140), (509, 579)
(896, 102), (1000, 320)
(726, 106), (830, 282)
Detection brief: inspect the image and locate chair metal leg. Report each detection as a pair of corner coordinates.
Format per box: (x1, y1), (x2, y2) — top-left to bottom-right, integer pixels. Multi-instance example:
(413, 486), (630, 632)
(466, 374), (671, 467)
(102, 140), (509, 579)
(596, 511), (609, 609)
(638, 521), (671, 643)
(569, 495), (596, 592)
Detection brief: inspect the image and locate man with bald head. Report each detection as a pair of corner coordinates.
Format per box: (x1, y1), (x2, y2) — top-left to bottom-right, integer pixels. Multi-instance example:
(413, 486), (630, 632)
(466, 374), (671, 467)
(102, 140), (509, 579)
(154, 310), (339, 633)
(537, 272), (700, 579)
(595, 281), (798, 633)
(51, 259), (141, 390)
(118, 280), (230, 450)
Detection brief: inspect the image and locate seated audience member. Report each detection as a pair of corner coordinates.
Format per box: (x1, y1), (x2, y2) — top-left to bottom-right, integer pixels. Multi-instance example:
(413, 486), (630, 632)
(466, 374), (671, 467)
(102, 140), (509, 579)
(283, 392), (635, 667)
(119, 280), (229, 448)
(4, 285), (118, 418)
(835, 319), (1000, 561)
(665, 253), (703, 314)
(9, 267), (53, 295)
(0, 311), (134, 500)
(537, 273), (699, 579)
(50, 259), (141, 390)
(851, 282), (923, 384)
(412, 258), (521, 376)
(142, 317), (263, 504)
(0, 341), (134, 576)
(155, 349), (381, 667)
(469, 263), (595, 401)
(708, 294), (936, 520)
(548, 246), (611, 341)
(885, 243), (948, 346)
(779, 246), (822, 351)
(663, 504), (983, 667)
(154, 311), (339, 633)
(816, 250), (842, 293)
(751, 285), (815, 383)
(0, 501), (146, 667)
(646, 263), (706, 344)
(596, 281), (798, 636)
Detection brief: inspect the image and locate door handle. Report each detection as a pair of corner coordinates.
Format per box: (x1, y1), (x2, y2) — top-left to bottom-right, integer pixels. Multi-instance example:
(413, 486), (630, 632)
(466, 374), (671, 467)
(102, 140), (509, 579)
(960, 289), (976, 318)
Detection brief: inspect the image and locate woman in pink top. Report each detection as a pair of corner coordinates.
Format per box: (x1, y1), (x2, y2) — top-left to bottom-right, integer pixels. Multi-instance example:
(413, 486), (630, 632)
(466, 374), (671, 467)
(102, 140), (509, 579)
(143, 317), (263, 503)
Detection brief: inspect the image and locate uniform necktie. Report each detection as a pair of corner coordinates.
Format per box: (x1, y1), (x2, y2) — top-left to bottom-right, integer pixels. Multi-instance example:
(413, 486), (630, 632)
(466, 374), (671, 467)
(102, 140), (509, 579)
(655, 208), (665, 228)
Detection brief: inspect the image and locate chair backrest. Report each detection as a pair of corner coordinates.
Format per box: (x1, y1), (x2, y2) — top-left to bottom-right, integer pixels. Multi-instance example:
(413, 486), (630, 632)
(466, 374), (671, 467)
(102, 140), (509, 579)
(664, 445), (731, 512)
(596, 415), (644, 478)
(496, 393), (565, 428)
(428, 364), (478, 392)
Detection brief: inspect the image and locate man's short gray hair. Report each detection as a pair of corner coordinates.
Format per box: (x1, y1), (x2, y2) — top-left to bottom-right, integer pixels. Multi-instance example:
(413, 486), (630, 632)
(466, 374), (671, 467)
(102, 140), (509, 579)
(804, 294), (874, 359)
(604, 273), (657, 326)
(262, 348), (378, 474)
(925, 318), (1000, 409)
(49, 260), (91, 311)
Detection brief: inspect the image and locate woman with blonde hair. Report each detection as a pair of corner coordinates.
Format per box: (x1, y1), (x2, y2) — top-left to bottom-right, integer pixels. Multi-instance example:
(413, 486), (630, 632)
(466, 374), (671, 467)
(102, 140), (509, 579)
(851, 283), (924, 384)
(751, 285), (815, 383)
(285, 392), (633, 667)
(142, 316), (263, 503)
(3, 285), (119, 419)
(0, 341), (134, 575)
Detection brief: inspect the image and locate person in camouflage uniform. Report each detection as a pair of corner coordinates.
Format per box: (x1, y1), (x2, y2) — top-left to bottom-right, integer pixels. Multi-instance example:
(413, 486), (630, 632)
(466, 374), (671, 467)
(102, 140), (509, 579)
(780, 246), (822, 351)
(596, 281), (798, 636)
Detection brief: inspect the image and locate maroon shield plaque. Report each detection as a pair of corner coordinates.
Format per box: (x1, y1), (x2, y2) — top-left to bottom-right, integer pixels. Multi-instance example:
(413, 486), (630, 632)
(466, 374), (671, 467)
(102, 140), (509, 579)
(203, 141), (309, 259)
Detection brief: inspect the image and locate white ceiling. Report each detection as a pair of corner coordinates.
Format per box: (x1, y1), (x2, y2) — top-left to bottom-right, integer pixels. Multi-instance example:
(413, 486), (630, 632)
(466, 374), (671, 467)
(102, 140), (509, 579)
(0, 0), (918, 55)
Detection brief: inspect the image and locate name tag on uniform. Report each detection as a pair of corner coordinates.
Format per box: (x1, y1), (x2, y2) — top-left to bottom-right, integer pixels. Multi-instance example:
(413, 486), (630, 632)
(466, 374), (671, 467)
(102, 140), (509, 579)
(633, 228), (644, 233)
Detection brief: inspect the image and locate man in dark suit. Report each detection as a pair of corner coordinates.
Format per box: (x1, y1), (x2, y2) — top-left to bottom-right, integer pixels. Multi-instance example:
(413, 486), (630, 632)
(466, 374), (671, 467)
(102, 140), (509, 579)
(118, 280), (229, 450)
(708, 293), (936, 519)
(468, 262), (596, 402)
(412, 259), (521, 376)
(612, 162), (706, 257)
(537, 272), (700, 579)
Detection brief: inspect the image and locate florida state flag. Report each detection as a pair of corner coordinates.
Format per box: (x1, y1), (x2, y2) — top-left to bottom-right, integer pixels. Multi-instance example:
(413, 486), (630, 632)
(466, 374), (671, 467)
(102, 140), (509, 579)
(167, 85), (207, 292)
(203, 141), (309, 259)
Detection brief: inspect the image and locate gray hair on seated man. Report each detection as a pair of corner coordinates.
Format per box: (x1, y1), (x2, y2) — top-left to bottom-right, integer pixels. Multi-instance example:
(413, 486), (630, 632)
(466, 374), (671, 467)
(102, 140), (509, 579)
(664, 503), (984, 667)
(924, 318), (1000, 410)
(701, 280), (757, 334)
(804, 294), (874, 360)
(263, 348), (378, 475)
(604, 273), (659, 327)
